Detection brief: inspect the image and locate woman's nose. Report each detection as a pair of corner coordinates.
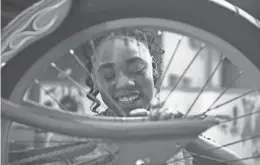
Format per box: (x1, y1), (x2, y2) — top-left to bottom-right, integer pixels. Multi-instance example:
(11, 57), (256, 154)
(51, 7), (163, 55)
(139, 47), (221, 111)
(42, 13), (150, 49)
(115, 71), (135, 89)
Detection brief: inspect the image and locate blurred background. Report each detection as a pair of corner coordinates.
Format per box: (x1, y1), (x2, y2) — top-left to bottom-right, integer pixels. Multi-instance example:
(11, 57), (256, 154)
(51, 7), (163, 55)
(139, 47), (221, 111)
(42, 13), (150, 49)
(1, 0), (260, 28)
(2, 0), (260, 165)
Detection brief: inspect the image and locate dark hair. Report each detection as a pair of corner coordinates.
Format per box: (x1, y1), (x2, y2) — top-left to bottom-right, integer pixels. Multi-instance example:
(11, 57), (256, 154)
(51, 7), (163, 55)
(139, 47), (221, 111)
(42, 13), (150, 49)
(83, 28), (165, 112)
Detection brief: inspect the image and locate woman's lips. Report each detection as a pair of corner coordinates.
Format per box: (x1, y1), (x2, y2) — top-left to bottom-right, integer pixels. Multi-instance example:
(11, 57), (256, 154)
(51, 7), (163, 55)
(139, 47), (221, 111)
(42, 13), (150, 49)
(117, 94), (141, 104)
(114, 91), (141, 105)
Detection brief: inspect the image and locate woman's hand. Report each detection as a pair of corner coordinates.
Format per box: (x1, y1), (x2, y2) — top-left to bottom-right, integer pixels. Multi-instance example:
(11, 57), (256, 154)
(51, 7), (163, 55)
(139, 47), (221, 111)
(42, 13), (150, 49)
(129, 108), (177, 120)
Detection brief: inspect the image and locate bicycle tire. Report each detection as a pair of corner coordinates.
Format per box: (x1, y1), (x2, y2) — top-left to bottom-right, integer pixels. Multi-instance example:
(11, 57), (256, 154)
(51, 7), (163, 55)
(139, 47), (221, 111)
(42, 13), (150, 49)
(2, 0), (260, 165)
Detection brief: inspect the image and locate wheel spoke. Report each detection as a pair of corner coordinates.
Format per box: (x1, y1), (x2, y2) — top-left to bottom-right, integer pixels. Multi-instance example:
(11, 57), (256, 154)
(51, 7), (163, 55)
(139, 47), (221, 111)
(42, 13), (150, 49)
(159, 44), (205, 109)
(34, 79), (67, 110)
(50, 62), (88, 93)
(51, 62), (124, 116)
(9, 142), (97, 165)
(159, 36), (183, 88)
(220, 110), (260, 125)
(69, 48), (118, 117)
(209, 88), (259, 110)
(69, 49), (91, 75)
(98, 82), (127, 117)
(199, 71), (244, 116)
(83, 41), (127, 117)
(166, 135), (260, 165)
(50, 63), (104, 110)
(9, 142), (88, 160)
(207, 135), (260, 152)
(184, 55), (225, 117)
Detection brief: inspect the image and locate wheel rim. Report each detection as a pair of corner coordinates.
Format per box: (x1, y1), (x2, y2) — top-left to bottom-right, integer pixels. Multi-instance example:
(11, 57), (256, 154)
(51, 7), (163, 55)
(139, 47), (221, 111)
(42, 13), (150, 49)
(2, 1), (260, 165)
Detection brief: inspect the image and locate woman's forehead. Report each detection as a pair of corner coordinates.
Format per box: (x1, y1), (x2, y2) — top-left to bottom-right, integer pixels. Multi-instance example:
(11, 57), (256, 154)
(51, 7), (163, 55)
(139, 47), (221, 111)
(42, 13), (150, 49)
(94, 38), (151, 65)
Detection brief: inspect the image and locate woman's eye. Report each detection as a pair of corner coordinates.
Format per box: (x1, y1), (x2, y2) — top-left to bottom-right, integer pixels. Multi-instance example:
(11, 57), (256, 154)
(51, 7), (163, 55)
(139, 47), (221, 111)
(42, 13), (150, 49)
(129, 63), (146, 73)
(103, 71), (115, 81)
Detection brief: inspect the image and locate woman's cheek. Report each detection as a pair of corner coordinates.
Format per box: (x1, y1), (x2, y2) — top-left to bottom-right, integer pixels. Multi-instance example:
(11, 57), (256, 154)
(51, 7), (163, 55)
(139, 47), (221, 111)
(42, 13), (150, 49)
(141, 77), (155, 100)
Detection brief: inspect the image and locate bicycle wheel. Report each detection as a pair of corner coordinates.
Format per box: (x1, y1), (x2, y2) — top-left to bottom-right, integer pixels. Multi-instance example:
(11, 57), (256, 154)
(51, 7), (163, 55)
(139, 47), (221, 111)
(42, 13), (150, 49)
(2, 0), (260, 165)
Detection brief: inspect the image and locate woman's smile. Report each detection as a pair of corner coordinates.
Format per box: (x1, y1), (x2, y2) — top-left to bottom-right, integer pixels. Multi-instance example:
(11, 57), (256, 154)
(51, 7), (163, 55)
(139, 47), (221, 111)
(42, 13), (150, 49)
(115, 93), (141, 104)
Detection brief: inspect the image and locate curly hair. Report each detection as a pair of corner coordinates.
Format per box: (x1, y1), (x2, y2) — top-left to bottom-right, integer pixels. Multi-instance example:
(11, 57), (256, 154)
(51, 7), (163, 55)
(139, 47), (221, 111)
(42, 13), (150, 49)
(84, 28), (164, 86)
(83, 28), (165, 112)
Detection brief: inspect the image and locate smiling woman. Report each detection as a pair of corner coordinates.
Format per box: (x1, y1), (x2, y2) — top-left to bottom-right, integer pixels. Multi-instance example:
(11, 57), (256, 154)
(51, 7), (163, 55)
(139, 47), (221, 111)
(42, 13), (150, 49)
(83, 29), (165, 115)
(93, 35), (154, 114)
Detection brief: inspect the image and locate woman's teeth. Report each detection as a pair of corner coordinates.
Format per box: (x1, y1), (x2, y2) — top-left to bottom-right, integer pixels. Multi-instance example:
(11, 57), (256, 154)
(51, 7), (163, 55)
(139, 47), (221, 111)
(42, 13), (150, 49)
(117, 95), (139, 103)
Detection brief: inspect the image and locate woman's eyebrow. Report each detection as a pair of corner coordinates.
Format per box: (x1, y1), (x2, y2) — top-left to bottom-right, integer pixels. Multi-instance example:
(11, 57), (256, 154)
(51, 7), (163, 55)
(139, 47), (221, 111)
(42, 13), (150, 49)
(97, 62), (115, 71)
(126, 57), (144, 64)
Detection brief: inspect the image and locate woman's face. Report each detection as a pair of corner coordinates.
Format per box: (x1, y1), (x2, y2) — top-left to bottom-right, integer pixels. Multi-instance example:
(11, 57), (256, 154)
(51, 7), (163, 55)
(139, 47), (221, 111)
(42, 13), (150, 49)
(92, 37), (155, 115)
